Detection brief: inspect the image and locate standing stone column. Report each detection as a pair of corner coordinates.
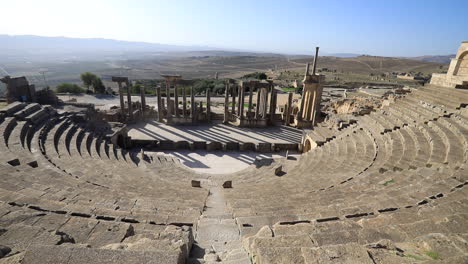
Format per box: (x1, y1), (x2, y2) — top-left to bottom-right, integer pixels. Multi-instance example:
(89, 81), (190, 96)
(191, 86), (195, 121)
(157, 86), (163, 122)
(255, 89), (261, 119)
(140, 84), (146, 114)
(174, 82), (179, 117)
(239, 85), (245, 119)
(299, 88), (306, 119)
(237, 85), (242, 116)
(165, 81), (171, 119)
(231, 83), (236, 115)
(118, 82), (125, 115)
(182, 86), (187, 118)
(224, 83), (229, 124)
(262, 89), (268, 119)
(285, 92), (293, 125)
(269, 88), (276, 123)
(206, 88), (211, 122)
(268, 84), (275, 115)
(248, 85), (253, 118)
(126, 80), (133, 119)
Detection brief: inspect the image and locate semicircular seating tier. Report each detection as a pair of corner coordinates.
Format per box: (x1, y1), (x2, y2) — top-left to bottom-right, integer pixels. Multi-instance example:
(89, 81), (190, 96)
(0, 83), (467, 263)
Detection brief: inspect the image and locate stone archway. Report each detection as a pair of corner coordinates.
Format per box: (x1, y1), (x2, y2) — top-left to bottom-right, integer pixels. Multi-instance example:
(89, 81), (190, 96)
(455, 51), (468, 76)
(303, 139), (312, 153)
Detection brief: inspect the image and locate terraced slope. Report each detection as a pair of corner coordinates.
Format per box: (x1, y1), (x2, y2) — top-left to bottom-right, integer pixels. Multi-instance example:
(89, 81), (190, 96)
(0, 103), (207, 263)
(0, 83), (467, 263)
(224, 84), (468, 263)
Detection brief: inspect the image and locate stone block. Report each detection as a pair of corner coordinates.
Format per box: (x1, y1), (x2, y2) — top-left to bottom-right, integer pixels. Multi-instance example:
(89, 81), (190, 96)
(206, 141), (222, 151)
(273, 143), (298, 152)
(275, 165), (285, 176)
(131, 139), (158, 149)
(175, 140), (190, 150)
(191, 141), (206, 150)
(21, 245), (183, 264)
(159, 140), (176, 150)
(222, 181), (232, 189)
(240, 142), (256, 151)
(224, 142), (239, 151)
(191, 180), (201, 188)
(256, 142), (272, 153)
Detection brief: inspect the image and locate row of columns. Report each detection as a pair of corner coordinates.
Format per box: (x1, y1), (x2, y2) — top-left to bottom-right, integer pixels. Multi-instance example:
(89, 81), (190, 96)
(223, 81), (277, 124)
(158, 76), (203, 123)
(112, 76), (150, 121)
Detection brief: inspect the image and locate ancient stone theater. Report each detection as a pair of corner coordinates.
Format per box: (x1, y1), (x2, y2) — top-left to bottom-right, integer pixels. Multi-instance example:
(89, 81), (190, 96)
(0, 44), (467, 263)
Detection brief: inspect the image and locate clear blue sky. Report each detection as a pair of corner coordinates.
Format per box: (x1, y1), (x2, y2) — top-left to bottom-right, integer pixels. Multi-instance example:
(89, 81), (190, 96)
(2, 0), (467, 56)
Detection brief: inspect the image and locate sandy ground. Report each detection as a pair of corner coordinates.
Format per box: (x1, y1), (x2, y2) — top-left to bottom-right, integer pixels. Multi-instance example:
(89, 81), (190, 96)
(150, 150), (299, 174)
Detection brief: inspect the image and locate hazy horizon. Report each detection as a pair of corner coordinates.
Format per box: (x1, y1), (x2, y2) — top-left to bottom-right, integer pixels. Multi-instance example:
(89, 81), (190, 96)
(2, 0), (467, 57)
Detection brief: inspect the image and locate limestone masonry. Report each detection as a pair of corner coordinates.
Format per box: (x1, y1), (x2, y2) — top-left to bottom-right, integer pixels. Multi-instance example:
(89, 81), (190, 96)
(0, 45), (467, 263)
(431, 41), (468, 89)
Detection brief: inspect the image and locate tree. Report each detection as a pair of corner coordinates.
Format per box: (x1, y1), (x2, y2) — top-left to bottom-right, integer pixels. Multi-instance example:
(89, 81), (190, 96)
(241, 72), (267, 80)
(92, 77), (106, 94)
(193, 79), (226, 95)
(56, 83), (85, 94)
(80, 72), (98, 93)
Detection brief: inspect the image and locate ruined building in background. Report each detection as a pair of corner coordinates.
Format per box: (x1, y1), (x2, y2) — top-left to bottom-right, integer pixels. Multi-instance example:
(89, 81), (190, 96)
(431, 41), (468, 89)
(1, 75), (59, 105)
(0, 76), (36, 103)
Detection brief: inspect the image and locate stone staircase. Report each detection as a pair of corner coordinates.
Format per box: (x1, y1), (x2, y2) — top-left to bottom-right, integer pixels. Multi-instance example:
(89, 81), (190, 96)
(0, 83), (467, 263)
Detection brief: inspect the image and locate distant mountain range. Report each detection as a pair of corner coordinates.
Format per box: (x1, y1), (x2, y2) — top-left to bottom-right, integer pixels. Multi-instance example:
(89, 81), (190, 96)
(408, 55), (455, 64)
(0, 35), (453, 64)
(325, 53), (363, 57)
(0, 34), (217, 53)
(0, 34), (219, 62)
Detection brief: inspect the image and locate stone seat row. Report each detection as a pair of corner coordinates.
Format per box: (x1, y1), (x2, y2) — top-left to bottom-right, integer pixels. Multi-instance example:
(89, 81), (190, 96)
(0, 104), (208, 230)
(0, 160), (203, 225)
(243, 180), (467, 263)
(227, 165), (466, 238)
(0, 200), (194, 264)
(224, 89), (468, 242)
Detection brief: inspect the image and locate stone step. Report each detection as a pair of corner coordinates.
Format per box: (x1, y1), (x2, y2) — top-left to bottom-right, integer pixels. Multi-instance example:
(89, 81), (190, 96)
(0, 101), (26, 116)
(21, 245), (184, 264)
